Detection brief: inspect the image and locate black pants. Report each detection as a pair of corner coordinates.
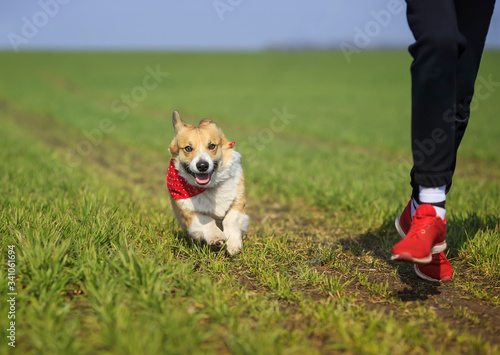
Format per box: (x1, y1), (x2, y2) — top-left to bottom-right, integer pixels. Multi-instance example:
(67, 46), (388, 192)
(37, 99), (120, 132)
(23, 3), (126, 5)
(406, 0), (496, 195)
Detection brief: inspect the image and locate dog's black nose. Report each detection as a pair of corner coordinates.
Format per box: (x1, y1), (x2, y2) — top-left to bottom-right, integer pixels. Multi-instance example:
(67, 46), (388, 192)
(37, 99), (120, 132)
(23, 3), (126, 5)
(196, 161), (209, 172)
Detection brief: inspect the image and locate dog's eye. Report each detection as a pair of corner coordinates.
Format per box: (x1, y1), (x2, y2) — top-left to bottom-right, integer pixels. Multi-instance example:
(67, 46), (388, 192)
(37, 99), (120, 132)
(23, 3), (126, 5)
(208, 143), (216, 150)
(184, 146), (193, 152)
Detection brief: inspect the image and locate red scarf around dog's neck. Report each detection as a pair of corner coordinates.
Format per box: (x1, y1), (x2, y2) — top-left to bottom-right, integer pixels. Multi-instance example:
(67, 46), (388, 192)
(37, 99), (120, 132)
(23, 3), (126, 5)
(167, 159), (207, 199)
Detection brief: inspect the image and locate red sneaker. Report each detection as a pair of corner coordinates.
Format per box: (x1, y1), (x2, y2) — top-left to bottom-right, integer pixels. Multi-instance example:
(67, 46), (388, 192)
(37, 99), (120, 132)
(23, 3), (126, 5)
(394, 199), (453, 282)
(391, 204), (446, 264)
(414, 253), (453, 282)
(395, 199), (414, 239)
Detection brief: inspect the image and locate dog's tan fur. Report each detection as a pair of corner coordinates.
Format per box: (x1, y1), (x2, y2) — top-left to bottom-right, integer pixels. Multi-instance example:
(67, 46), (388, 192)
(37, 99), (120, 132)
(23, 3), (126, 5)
(168, 111), (249, 255)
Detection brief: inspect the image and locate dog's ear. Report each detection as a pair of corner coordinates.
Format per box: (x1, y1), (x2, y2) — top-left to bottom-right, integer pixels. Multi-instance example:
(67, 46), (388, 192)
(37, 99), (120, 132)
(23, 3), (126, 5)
(198, 118), (215, 127)
(219, 131), (235, 149)
(172, 111), (187, 133)
(169, 111), (184, 156)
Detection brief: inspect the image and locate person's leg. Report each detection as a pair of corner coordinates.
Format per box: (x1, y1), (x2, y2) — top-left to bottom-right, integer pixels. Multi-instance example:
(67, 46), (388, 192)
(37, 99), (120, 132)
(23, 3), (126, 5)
(395, 0), (497, 279)
(393, 0), (461, 265)
(448, 0), (496, 185)
(406, 0), (466, 196)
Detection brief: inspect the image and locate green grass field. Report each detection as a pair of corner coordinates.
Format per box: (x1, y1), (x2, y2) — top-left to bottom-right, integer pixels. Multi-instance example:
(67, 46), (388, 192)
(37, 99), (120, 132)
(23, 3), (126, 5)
(0, 51), (499, 354)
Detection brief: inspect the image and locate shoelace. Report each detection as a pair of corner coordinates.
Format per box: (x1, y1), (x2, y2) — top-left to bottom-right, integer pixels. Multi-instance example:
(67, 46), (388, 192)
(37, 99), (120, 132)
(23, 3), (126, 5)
(406, 214), (432, 240)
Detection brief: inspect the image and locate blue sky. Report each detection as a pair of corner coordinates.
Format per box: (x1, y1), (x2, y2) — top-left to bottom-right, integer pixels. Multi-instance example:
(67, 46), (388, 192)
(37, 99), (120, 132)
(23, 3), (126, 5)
(1, 0), (499, 51)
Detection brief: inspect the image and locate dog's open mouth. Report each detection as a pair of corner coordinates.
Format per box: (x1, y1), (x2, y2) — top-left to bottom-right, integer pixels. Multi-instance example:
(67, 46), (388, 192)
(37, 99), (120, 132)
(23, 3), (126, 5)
(183, 162), (219, 186)
(195, 173), (211, 185)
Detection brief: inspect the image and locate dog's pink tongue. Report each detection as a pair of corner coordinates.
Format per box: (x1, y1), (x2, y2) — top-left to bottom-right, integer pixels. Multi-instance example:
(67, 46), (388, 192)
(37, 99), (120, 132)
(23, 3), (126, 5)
(195, 174), (210, 185)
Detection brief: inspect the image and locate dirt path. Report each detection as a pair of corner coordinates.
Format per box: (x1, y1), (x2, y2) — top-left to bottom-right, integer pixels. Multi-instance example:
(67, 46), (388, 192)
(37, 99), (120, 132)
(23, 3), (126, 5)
(250, 201), (500, 346)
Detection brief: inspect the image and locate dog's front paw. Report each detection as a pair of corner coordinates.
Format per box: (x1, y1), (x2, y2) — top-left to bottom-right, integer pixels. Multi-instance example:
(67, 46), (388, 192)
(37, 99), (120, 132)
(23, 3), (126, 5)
(208, 237), (226, 249)
(226, 239), (242, 256)
(205, 229), (227, 250)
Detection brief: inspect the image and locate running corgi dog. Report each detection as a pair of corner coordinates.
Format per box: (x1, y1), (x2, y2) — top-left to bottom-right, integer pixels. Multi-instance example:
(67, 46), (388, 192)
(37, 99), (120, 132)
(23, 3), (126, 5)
(167, 111), (249, 255)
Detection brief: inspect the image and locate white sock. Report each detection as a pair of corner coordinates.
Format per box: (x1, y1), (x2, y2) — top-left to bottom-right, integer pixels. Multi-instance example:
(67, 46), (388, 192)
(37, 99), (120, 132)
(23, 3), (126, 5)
(418, 185), (447, 220)
(419, 185), (446, 204)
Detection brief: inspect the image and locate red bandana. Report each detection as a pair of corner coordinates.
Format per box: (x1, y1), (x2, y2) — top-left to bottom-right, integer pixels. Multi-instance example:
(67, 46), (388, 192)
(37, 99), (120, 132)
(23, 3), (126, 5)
(167, 159), (207, 199)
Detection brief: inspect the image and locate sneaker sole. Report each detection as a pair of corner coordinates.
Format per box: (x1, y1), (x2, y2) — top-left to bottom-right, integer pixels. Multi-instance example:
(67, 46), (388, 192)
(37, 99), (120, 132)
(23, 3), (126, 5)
(414, 265), (452, 282)
(394, 214), (447, 255)
(395, 214), (406, 239)
(391, 252), (432, 264)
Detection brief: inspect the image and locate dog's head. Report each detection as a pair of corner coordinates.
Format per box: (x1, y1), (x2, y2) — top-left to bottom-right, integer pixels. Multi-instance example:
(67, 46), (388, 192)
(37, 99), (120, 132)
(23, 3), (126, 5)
(168, 111), (235, 187)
